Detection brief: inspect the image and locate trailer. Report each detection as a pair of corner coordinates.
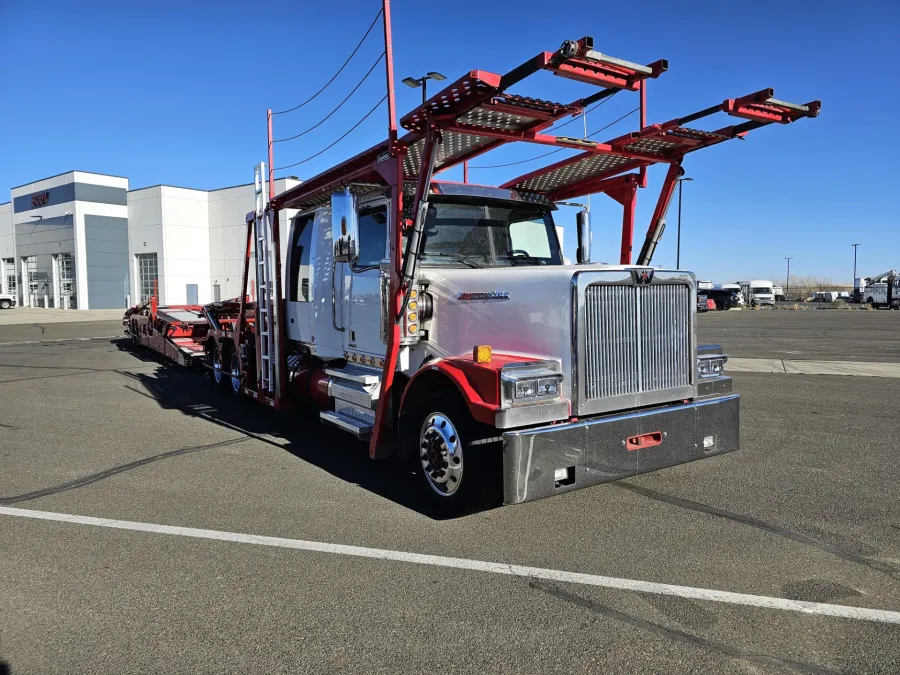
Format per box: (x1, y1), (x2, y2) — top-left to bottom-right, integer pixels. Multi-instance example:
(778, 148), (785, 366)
(124, 299), (210, 367)
(125, 26), (819, 514)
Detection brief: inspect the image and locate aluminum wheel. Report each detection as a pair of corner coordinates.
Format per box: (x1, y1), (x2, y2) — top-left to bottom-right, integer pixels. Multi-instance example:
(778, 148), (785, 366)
(419, 412), (463, 497)
(229, 353), (242, 394)
(211, 350), (224, 385)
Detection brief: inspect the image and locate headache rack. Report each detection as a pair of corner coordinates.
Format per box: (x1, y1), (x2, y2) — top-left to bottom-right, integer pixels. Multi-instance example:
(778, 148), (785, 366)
(260, 34), (819, 455)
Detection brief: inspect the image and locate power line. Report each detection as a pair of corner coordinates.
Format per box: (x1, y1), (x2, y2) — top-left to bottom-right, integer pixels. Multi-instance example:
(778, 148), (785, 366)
(469, 106), (639, 170)
(271, 8), (383, 116)
(275, 95), (387, 171)
(544, 90), (620, 134)
(273, 52), (385, 143)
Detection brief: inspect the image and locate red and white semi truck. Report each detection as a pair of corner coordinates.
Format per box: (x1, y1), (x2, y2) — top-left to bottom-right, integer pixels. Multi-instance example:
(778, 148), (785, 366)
(126, 34), (819, 514)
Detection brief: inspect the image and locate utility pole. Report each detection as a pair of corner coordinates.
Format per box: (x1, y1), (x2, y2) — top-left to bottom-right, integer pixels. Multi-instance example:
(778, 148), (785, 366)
(851, 243), (859, 288)
(675, 177), (693, 268)
(785, 257), (793, 299)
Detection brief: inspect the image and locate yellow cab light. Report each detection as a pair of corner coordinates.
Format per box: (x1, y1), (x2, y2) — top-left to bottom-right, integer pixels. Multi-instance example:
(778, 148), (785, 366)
(473, 345), (492, 364)
(408, 301), (417, 310)
(408, 312), (417, 323)
(409, 289), (418, 299)
(408, 324), (418, 333)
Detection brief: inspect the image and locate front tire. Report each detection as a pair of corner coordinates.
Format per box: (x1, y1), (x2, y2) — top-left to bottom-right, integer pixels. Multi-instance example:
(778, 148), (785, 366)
(0, 300), (11, 310)
(407, 392), (502, 516)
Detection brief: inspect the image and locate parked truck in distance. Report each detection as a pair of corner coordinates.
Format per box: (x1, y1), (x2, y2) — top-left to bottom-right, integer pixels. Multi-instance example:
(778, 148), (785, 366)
(0, 293), (16, 310)
(860, 270), (899, 309)
(773, 285), (784, 301)
(739, 280), (775, 306)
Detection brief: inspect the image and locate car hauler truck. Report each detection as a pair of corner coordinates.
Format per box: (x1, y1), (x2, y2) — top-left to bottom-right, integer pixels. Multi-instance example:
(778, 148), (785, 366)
(127, 33), (818, 513)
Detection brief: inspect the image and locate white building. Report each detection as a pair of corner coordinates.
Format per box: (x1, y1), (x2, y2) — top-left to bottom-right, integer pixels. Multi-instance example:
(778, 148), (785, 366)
(1, 170), (300, 309)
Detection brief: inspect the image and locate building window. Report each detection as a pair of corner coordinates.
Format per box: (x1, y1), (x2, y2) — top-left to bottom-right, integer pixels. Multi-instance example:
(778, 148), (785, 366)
(54, 253), (76, 307)
(1, 258), (14, 296)
(24, 256), (38, 294)
(136, 253), (159, 302)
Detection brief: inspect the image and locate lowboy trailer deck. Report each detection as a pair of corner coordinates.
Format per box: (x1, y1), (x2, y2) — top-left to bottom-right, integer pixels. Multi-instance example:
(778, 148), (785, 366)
(124, 28), (819, 514)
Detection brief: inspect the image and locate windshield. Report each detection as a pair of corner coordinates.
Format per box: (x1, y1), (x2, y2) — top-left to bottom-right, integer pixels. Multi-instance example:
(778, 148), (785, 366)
(415, 200), (562, 268)
(751, 287), (772, 294)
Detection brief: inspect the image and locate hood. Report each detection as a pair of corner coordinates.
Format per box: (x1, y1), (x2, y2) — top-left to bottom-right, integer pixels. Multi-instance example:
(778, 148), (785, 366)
(414, 264), (621, 401)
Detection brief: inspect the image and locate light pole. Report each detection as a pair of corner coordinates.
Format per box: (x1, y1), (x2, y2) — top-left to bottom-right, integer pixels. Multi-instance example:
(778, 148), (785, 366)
(851, 243), (859, 287)
(785, 257), (793, 299)
(675, 177), (693, 268)
(402, 71), (447, 105)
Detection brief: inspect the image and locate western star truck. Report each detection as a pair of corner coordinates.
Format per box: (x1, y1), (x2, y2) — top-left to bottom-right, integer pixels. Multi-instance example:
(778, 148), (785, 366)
(125, 34), (818, 514)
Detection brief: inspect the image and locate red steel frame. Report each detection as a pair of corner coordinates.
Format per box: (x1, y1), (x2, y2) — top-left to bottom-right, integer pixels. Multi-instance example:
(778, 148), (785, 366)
(246, 14), (819, 453)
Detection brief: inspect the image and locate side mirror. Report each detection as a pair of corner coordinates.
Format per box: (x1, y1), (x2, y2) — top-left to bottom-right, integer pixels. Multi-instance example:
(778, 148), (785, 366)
(576, 209), (591, 264)
(331, 189), (359, 263)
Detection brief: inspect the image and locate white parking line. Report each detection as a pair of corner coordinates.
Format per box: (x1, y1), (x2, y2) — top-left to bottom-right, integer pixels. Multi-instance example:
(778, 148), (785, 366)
(3, 505), (899, 625)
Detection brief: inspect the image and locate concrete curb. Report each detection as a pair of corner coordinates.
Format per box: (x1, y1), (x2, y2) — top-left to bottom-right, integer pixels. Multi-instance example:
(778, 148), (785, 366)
(728, 358), (900, 378)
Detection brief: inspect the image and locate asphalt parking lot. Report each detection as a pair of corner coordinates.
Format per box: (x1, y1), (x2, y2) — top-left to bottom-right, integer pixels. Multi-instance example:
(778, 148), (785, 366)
(2, 312), (900, 674)
(698, 309), (900, 362)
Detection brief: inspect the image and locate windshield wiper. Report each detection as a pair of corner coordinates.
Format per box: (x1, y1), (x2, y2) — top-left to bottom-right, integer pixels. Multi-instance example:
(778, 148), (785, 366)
(428, 252), (484, 268)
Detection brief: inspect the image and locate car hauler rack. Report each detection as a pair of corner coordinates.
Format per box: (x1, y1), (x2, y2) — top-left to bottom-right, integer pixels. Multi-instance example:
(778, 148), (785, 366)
(124, 22), (818, 513)
(124, 298), (209, 367)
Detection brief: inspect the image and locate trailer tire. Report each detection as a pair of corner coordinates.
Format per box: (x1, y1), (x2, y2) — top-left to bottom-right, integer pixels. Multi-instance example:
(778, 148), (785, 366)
(407, 391), (502, 516)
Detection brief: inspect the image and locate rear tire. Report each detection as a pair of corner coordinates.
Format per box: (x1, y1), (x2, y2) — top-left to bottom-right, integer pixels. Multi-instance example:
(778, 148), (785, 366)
(207, 343), (225, 387)
(406, 391), (502, 516)
(228, 351), (243, 397)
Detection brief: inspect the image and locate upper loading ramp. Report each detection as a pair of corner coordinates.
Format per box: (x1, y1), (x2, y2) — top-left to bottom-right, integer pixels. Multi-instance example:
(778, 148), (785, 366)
(274, 38), (666, 211)
(501, 89), (820, 201)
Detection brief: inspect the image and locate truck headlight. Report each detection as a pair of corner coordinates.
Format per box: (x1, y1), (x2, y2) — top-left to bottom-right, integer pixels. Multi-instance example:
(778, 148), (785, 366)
(501, 360), (564, 406)
(697, 354), (727, 378)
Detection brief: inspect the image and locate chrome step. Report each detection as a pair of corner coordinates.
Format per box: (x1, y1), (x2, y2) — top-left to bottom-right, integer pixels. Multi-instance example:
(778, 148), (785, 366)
(320, 410), (373, 439)
(325, 362), (382, 385)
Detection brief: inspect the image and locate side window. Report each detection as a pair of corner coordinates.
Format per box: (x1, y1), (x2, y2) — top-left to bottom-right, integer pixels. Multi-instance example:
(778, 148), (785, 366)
(355, 204), (388, 269)
(288, 213), (314, 302)
(509, 219), (552, 258)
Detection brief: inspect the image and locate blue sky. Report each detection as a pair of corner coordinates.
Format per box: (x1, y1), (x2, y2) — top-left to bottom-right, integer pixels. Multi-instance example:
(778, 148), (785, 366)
(2, 0), (897, 283)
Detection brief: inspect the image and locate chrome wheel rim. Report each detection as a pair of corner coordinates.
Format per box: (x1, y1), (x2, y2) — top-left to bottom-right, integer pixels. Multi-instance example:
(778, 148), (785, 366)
(230, 357), (241, 393)
(419, 413), (463, 497)
(212, 352), (223, 384)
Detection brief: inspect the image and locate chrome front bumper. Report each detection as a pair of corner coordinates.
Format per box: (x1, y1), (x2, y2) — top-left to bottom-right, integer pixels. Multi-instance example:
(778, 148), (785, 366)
(501, 394), (740, 504)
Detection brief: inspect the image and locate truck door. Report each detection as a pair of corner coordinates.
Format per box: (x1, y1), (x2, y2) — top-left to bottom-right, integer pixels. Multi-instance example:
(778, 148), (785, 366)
(342, 201), (388, 358)
(285, 212), (314, 343)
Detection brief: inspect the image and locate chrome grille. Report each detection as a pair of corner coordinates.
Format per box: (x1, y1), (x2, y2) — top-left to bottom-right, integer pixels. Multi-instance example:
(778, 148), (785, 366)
(584, 284), (692, 400)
